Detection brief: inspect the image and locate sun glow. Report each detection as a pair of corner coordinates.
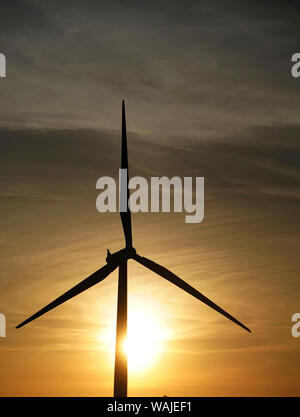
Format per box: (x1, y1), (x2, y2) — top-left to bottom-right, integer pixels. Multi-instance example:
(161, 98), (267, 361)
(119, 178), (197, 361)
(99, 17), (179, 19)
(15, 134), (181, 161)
(100, 303), (167, 373)
(125, 310), (164, 372)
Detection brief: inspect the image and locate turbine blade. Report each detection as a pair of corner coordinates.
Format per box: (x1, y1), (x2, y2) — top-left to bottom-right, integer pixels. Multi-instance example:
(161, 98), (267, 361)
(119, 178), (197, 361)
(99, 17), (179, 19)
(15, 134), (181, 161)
(133, 254), (251, 333)
(120, 100), (132, 247)
(16, 261), (119, 329)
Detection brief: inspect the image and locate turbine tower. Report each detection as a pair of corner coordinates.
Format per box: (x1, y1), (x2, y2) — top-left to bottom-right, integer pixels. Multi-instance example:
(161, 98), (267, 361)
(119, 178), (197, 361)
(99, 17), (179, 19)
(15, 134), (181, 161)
(16, 101), (251, 397)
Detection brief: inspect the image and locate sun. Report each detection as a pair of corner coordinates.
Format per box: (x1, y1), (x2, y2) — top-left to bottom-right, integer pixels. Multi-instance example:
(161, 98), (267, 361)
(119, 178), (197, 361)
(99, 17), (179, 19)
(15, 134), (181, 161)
(99, 302), (167, 373)
(124, 308), (164, 372)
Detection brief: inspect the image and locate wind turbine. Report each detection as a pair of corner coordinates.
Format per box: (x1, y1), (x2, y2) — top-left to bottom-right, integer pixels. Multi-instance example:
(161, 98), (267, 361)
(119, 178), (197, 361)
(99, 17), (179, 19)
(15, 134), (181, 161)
(16, 100), (251, 397)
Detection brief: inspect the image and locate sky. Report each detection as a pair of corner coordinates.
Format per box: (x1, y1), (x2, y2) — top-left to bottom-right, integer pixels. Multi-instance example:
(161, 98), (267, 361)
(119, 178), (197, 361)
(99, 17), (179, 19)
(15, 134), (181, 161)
(0, 0), (300, 396)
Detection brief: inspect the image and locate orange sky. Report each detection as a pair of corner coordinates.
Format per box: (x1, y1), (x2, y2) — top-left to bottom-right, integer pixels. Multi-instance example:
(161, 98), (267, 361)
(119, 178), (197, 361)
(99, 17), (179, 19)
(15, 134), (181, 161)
(1, 1), (300, 397)
(1, 128), (299, 396)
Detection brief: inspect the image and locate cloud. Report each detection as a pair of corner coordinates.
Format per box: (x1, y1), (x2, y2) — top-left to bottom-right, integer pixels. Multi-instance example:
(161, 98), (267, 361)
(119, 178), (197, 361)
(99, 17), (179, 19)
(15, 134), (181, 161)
(1, 0), (300, 395)
(1, 1), (300, 135)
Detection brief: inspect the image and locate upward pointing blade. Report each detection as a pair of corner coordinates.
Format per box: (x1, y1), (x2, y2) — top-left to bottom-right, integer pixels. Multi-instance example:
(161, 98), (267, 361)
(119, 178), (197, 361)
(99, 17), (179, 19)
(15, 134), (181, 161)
(16, 261), (119, 329)
(120, 100), (132, 247)
(134, 254), (251, 333)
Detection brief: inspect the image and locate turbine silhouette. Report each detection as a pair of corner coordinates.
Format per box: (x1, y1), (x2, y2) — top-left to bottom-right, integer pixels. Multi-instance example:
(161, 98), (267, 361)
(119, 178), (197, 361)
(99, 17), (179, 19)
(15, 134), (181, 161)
(16, 101), (251, 397)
